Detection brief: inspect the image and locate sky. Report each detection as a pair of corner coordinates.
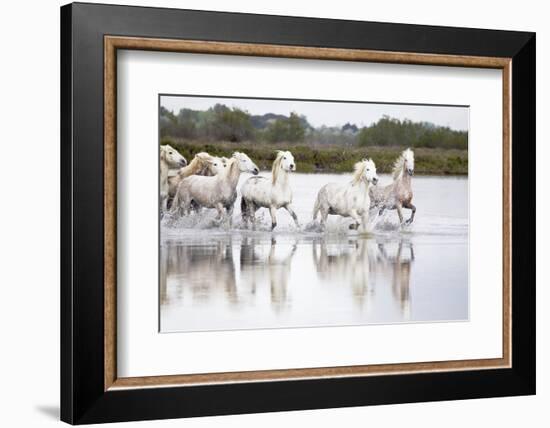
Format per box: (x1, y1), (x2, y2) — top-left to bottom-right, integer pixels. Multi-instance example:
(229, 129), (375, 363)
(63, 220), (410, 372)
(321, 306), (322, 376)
(160, 95), (469, 132)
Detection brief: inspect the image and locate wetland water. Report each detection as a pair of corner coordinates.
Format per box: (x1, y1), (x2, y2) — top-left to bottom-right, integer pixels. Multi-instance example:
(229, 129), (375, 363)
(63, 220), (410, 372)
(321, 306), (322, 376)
(160, 173), (468, 332)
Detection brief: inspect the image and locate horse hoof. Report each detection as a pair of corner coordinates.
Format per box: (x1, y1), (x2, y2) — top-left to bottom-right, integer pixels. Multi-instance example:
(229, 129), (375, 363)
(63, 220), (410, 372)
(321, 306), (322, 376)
(349, 223), (359, 230)
(271, 223), (277, 230)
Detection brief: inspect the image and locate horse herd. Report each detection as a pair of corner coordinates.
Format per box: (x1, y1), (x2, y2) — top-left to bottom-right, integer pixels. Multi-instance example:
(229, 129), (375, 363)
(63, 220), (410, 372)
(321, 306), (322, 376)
(160, 145), (416, 231)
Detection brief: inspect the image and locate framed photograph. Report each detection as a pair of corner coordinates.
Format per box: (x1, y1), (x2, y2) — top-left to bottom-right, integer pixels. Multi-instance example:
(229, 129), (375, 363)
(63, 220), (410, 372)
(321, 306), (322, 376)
(61, 2), (535, 424)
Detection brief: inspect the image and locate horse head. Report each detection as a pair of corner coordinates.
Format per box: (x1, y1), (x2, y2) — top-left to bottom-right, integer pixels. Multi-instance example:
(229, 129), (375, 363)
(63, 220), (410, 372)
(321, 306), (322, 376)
(206, 156), (226, 175)
(276, 150), (296, 172)
(403, 148), (415, 176)
(356, 158), (378, 185)
(392, 148), (415, 180)
(232, 152), (259, 175)
(160, 145), (187, 168)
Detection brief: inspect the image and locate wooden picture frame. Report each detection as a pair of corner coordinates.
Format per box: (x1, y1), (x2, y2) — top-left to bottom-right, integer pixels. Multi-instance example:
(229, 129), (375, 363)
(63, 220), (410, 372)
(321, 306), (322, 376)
(61, 2), (535, 424)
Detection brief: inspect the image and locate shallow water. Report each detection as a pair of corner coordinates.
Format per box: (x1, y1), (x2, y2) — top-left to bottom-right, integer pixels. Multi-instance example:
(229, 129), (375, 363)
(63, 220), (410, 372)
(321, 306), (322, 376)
(160, 173), (468, 333)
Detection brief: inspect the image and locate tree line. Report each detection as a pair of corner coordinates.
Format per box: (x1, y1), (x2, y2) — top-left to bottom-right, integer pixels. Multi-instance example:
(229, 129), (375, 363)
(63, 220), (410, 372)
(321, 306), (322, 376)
(160, 104), (467, 150)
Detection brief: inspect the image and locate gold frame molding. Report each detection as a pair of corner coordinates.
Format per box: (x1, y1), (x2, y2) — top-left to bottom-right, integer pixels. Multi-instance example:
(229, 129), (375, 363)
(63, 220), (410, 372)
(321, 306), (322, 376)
(104, 36), (512, 391)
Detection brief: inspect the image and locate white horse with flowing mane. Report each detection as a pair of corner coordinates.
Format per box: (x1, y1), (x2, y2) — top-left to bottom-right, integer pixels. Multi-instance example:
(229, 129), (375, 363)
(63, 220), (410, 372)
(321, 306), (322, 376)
(240, 150), (300, 230)
(370, 148), (416, 225)
(171, 152), (259, 223)
(313, 158), (379, 231)
(167, 152), (226, 207)
(160, 145), (187, 212)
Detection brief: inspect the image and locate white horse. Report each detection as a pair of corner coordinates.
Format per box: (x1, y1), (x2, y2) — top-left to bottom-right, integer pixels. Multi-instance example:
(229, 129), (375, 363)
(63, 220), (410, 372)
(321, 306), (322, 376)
(160, 145), (187, 212)
(370, 148), (416, 225)
(240, 150), (300, 230)
(171, 152), (259, 223)
(167, 152), (226, 208)
(313, 159), (379, 231)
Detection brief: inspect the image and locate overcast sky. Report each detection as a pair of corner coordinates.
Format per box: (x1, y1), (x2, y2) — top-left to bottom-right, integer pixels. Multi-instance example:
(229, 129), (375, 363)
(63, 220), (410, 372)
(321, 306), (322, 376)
(161, 95), (469, 131)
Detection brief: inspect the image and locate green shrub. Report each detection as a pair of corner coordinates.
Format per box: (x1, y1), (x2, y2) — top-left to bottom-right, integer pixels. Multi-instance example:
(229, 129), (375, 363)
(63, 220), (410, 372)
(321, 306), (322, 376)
(161, 139), (467, 175)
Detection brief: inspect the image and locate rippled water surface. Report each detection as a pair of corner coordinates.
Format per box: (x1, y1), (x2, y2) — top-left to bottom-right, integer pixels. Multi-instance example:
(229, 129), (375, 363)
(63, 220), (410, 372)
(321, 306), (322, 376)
(160, 173), (468, 332)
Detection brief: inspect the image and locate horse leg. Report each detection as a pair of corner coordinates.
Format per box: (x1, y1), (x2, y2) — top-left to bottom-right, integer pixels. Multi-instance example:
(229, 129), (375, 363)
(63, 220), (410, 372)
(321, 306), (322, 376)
(215, 202), (226, 222)
(244, 200), (256, 229)
(159, 196), (165, 219)
(177, 194), (190, 216)
(360, 212), (369, 232)
(284, 204), (300, 228)
(349, 209), (361, 230)
(396, 204), (404, 225)
(251, 203), (259, 225)
(244, 202), (258, 230)
(169, 189), (180, 216)
(241, 198), (250, 227)
(319, 206), (329, 229)
(403, 202), (416, 225)
(269, 206), (278, 230)
(226, 203), (234, 227)
(160, 193), (168, 213)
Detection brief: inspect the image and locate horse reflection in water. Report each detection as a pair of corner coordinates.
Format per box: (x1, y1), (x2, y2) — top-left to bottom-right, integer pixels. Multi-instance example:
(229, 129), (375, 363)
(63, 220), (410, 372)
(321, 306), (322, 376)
(161, 237), (297, 312)
(239, 237), (297, 313)
(160, 240), (237, 306)
(160, 235), (417, 331)
(312, 238), (415, 319)
(312, 238), (376, 310)
(372, 240), (415, 319)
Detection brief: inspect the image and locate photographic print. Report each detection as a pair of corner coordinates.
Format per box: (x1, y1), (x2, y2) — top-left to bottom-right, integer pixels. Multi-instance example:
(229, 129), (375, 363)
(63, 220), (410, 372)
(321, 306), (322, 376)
(159, 95), (469, 333)
(62, 7), (535, 421)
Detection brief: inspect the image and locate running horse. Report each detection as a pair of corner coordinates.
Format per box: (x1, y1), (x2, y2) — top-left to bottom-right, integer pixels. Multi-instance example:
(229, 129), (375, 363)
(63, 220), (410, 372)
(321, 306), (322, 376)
(313, 158), (379, 231)
(370, 148), (416, 225)
(240, 150), (300, 230)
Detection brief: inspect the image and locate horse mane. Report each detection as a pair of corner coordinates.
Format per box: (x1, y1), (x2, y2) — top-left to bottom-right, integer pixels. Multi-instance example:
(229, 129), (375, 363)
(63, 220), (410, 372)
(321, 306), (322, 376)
(177, 152), (210, 177)
(392, 148), (414, 180)
(272, 151), (285, 184)
(352, 160), (368, 184)
(160, 145), (169, 162)
(226, 155), (241, 177)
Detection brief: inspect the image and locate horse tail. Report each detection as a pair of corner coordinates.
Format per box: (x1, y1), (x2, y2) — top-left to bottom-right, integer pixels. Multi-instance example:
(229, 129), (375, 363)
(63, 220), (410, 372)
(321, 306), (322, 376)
(312, 195), (320, 220)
